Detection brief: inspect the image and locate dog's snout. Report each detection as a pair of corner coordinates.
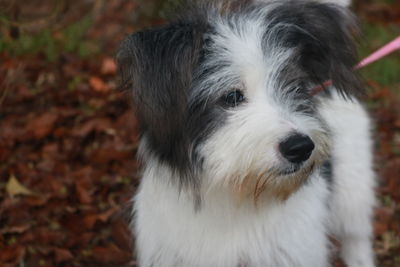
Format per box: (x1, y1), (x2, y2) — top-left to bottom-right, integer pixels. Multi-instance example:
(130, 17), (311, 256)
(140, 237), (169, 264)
(279, 134), (315, 164)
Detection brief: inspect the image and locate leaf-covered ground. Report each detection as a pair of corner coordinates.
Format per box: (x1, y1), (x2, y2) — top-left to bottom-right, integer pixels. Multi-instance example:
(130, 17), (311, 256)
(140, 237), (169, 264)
(0, 0), (399, 266)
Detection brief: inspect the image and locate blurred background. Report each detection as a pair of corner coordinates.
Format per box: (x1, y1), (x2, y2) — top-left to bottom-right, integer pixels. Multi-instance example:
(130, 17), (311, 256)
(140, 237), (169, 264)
(0, 0), (399, 266)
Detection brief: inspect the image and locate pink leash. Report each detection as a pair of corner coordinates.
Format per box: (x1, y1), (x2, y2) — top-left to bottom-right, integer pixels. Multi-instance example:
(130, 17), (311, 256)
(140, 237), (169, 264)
(310, 36), (400, 96)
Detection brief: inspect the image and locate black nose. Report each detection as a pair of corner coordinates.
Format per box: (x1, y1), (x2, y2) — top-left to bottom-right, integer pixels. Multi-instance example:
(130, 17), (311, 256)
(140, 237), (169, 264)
(279, 134), (315, 164)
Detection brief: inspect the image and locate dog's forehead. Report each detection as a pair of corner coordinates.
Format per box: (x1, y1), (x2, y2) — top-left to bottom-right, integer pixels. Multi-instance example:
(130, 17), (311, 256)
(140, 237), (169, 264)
(188, 0), (360, 102)
(205, 7), (294, 97)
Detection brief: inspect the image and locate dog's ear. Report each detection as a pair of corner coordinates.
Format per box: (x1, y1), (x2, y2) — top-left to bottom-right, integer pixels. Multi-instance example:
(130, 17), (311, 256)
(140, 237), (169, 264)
(302, 4), (362, 98)
(116, 22), (206, 168)
(277, 2), (362, 98)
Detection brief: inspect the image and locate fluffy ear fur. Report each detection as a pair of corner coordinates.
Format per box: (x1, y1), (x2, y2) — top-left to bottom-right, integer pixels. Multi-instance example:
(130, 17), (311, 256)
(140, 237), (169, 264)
(116, 22), (206, 175)
(269, 1), (362, 98)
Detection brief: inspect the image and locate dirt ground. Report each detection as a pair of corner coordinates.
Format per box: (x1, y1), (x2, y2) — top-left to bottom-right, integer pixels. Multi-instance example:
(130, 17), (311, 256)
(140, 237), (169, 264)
(0, 0), (399, 266)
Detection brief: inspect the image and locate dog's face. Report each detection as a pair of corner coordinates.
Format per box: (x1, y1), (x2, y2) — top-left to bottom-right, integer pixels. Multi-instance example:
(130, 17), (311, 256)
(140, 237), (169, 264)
(117, 0), (362, 200)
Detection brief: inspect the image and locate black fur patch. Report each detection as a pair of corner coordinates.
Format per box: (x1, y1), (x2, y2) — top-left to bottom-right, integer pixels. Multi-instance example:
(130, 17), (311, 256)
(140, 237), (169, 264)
(117, 21), (209, 188)
(117, 13), (232, 194)
(262, 1), (363, 99)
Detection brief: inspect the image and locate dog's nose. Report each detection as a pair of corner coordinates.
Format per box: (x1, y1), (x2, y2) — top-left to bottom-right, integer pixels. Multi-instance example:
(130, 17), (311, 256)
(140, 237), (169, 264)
(279, 134), (315, 164)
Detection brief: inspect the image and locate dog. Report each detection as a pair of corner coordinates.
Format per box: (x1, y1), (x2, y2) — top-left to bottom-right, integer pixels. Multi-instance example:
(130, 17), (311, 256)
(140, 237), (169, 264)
(117, 0), (376, 266)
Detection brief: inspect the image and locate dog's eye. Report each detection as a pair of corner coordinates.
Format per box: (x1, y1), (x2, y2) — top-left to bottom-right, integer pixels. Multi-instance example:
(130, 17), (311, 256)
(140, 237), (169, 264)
(223, 90), (245, 107)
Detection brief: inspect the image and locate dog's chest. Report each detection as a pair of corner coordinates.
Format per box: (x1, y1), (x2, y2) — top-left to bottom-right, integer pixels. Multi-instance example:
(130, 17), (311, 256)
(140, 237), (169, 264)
(135, 175), (330, 267)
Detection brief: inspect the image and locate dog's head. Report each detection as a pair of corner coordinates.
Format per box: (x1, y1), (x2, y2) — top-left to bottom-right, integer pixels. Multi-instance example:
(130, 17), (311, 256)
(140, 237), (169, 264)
(117, 0), (362, 201)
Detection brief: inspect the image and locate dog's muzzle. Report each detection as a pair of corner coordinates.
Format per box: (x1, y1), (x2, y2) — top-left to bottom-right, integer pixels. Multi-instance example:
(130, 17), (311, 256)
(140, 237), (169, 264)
(279, 133), (315, 164)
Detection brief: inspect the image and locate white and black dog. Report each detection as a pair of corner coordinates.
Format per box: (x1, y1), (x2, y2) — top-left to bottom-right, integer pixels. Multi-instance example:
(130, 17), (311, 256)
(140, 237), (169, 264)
(117, 0), (376, 266)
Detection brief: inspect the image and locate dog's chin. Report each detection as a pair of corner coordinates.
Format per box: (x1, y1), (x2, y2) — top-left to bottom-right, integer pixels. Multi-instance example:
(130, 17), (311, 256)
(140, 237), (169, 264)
(278, 165), (302, 176)
(232, 161), (318, 203)
(278, 160), (317, 176)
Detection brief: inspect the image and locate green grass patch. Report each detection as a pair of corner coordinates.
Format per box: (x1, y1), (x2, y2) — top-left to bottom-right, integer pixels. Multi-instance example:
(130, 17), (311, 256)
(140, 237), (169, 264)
(358, 23), (400, 89)
(158, 0), (186, 19)
(0, 15), (96, 61)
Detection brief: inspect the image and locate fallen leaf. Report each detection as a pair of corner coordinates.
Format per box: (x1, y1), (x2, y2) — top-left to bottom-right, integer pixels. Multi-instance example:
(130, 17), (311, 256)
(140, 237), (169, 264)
(65, 232), (94, 248)
(0, 224), (31, 235)
(0, 245), (25, 264)
(71, 118), (112, 137)
(89, 76), (109, 92)
(6, 174), (34, 197)
(76, 180), (92, 204)
(26, 113), (58, 139)
(35, 227), (66, 245)
(83, 214), (99, 229)
(25, 195), (50, 207)
(374, 207), (393, 236)
(101, 57), (117, 75)
(54, 248), (74, 263)
(380, 159), (400, 200)
(92, 244), (131, 264)
(97, 206), (119, 222)
(111, 218), (132, 251)
(395, 119), (400, 128)
(83, 207), (119, 229)
(90, 146), (132, 164)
